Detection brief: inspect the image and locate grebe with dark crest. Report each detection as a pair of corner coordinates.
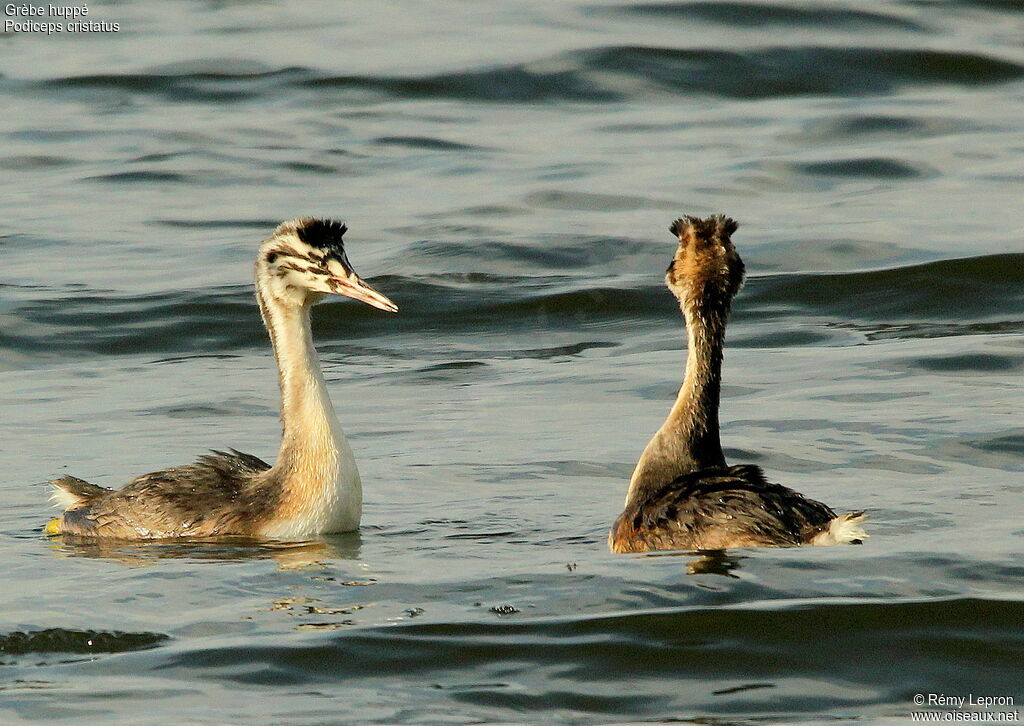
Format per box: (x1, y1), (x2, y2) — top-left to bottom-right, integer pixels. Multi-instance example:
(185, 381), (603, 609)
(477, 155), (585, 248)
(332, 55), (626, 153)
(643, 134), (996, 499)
(609, 215), (866, 553)
(46, 218), (397, 540)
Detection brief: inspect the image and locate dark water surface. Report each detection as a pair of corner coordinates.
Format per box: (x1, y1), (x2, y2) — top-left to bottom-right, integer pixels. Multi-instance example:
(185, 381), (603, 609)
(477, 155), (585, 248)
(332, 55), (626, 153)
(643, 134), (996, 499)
(2, 1), (1023, 723)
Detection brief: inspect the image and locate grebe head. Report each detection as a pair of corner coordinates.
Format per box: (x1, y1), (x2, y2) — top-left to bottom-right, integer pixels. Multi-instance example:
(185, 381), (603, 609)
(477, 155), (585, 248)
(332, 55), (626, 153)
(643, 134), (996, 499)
(257, 218), (398, 312)
(665, 215), (745, 311)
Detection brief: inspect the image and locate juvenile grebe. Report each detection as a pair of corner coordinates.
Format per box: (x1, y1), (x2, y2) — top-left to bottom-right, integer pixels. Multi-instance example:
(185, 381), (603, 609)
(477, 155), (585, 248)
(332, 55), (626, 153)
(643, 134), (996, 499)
(609, 215), (866, 553)
(46, 218), (397, 540)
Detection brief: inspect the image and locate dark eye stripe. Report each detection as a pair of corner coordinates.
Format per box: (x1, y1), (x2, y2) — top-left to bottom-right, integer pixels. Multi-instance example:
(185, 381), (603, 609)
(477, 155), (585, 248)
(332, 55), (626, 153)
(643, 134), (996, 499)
(266, 247), (339, 270)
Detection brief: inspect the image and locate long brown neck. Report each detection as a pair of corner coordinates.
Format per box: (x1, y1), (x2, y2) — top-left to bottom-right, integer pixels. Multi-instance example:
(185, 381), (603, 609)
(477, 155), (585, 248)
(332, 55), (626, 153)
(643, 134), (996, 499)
(624, 297), (728, 505)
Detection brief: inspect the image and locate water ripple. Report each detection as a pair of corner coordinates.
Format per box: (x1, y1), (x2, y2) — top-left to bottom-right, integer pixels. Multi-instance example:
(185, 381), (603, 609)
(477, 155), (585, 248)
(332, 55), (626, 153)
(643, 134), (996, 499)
(600, 2), (929, 32)
(0, 628), (168, 656)
(24, 45), (1023, 106)
(2, 253), (1020, 360)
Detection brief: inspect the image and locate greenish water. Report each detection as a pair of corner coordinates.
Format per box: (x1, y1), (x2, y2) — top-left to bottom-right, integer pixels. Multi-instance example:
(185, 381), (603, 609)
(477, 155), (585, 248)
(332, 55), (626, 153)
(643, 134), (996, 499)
(2, 1), (1023, 723)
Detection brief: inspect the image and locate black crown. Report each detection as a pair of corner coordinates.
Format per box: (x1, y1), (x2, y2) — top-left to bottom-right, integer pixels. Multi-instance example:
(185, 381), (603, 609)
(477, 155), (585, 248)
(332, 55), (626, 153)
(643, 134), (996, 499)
(295, 218), (348, 255)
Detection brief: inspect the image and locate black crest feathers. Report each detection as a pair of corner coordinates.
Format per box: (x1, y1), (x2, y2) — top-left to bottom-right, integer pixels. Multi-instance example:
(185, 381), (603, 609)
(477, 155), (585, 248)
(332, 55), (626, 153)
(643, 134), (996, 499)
(294, 219), (348, 253)
(669, 215), (739, 241)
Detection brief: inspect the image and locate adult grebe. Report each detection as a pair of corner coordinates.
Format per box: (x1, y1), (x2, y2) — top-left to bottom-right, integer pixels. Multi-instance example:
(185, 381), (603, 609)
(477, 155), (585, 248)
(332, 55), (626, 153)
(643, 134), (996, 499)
(45, 218), (397, 540)
(609, 215), (866, 553)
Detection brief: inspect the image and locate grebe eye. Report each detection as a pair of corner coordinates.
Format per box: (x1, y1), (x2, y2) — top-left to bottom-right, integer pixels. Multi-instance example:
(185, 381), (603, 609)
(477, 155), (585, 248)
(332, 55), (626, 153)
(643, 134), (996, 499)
(266, 252), (278, 264)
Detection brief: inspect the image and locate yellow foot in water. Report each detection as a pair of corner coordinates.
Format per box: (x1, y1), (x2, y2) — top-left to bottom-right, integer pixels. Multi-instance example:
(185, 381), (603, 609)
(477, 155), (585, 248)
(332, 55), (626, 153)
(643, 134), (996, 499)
(44, 518), (61, 536)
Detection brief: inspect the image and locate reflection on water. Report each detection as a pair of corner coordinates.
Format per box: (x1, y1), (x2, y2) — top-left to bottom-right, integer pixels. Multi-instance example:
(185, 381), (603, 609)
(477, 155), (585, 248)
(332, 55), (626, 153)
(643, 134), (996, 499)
(688, 551), (745, 578)
(631, 549), (748, 577)
(49, 534), (361, 569)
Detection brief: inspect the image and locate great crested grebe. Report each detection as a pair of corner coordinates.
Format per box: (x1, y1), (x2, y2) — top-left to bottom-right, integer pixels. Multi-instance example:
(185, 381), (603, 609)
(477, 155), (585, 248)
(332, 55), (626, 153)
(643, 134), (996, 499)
(609, 215), (866, 553)
(45, 218), (397, 540)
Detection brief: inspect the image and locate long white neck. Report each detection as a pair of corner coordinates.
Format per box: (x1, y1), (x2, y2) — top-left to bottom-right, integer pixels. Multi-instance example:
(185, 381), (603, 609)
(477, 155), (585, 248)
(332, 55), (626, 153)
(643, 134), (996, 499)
(255, 281), (361, 537)
(624, 300), (727, 506)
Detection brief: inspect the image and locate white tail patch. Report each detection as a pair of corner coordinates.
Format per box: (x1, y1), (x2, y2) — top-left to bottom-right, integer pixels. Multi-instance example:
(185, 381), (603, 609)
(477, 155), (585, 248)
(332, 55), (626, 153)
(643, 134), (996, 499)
(49, 482), (86, 510)
(810, 510), (868, 546)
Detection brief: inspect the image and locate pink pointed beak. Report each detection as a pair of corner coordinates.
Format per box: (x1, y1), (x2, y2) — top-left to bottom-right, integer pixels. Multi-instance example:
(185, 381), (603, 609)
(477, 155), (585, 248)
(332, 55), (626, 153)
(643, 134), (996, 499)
(331, 273), (398, 313)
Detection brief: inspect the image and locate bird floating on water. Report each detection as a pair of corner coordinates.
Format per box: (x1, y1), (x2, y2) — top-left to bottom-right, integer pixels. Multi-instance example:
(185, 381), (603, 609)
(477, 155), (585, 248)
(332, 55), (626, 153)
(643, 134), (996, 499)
(609, 215), (867, 553)
(46, 218), (397, 540)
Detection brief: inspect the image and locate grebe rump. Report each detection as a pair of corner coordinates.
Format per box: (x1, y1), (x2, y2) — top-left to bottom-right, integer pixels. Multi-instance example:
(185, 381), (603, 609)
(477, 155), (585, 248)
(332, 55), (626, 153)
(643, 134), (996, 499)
(610, 215), (866, 553)
(46, 218), (397, 540)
